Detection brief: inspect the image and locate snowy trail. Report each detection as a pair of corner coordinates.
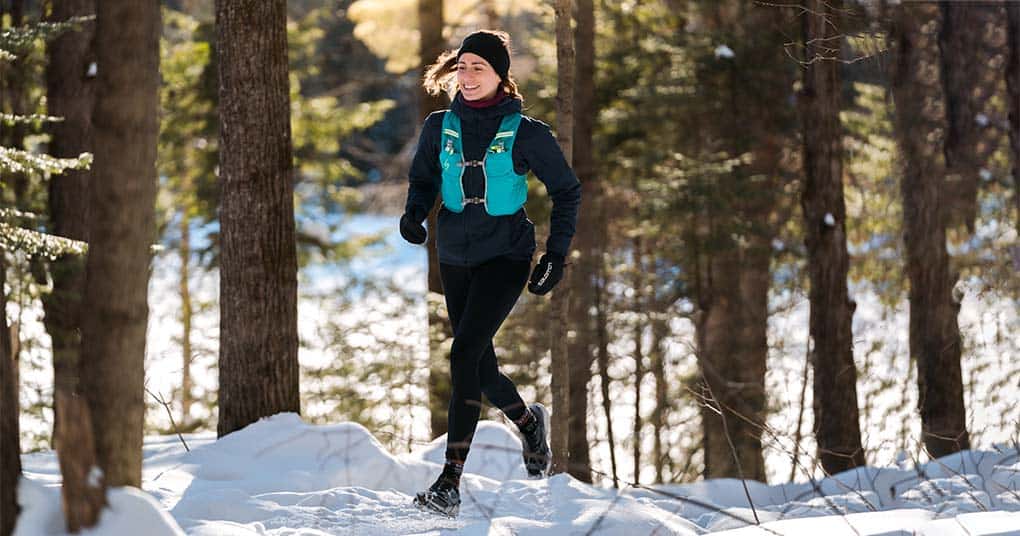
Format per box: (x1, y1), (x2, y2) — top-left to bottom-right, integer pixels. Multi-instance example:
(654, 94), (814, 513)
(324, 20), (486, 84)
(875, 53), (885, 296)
(16, 413), (1020, 535)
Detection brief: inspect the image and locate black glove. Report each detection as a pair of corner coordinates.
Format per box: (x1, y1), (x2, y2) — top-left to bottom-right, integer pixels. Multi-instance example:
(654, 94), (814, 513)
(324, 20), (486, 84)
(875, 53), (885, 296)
(399, 205), (428, 245)
(527, 252), (565, 295)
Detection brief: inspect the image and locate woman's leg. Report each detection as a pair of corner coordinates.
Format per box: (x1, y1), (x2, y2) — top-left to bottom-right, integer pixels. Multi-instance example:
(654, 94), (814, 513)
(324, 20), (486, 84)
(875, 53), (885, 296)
(477, 344), (528, 422)
(440, 264), (528, 447)
(439, 257), (530, 463)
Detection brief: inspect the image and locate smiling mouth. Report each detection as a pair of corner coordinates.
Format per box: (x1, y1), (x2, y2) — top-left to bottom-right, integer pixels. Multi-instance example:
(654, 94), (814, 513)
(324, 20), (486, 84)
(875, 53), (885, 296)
(464, 85), (480, 90)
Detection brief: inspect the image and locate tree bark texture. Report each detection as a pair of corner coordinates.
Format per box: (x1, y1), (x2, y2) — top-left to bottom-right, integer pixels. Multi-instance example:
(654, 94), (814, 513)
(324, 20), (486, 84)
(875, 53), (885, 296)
(216, 0), (301, 437)
(44, 0), (95, 437)
(55, 391), (105, 532)
(80, 0), (159, 488)
(1, 254), (20, 536)
(889, 2), (970, 458)
(566, 0), (595, 484)
(696, 240), (769, 482)
(550, 0), (575, 476)
(0, 13), (23, 523)
(799, 0), (866, 475)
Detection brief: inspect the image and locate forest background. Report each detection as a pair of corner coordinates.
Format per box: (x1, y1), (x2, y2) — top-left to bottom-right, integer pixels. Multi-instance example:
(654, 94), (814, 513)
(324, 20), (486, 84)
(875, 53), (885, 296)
(2, 0), (1019, 512)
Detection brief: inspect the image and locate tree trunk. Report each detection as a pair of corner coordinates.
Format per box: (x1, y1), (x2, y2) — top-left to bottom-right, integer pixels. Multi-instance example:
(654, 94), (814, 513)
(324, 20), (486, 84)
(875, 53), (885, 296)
(565, 0), (595, 484)
(550, 0), (575, 476)
(180, 213), (194, 426)
(44, 0), (95, 441)
(80, 0), (159, 488)
(1, 254), (20, 536)
(693, 2), (788, 483)
(888, 2), (970, 459)
(54, 391), (105, 532)
(631, 236), (645, 484)
(1006, 4), (1020, 238)
(649, 314), (668, 484)
(216, 0), (301, 437)
(938, 2), (987, 232)
(595, 239), (618, 487)
(417, 0), (452, 440)
(695, 239), (769, 482)
(799, 0), (865, 475)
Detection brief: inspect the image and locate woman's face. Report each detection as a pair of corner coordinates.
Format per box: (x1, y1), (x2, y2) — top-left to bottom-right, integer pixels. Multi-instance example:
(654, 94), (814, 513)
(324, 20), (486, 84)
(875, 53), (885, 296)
(457, 53), (502, 101)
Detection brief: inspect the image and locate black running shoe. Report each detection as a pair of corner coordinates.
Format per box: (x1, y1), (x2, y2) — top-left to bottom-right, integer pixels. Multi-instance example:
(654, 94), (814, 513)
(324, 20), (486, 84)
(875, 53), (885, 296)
(413, 472), (461, 517)
(518, 403), (551, 478)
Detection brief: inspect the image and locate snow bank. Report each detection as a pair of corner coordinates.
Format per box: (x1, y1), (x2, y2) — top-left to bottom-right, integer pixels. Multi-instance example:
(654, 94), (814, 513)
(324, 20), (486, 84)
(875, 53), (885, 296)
(15, 478), (183, 536)
(17, 414), (1020, 535)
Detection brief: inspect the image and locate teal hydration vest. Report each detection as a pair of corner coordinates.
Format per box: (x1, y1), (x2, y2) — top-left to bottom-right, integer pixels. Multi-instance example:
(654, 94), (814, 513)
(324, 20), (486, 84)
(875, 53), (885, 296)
(439, 111), (527, 216)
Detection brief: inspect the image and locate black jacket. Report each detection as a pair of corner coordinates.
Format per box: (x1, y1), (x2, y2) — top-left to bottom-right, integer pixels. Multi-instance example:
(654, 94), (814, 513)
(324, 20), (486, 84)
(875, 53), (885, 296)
(404, 94), (582, 267)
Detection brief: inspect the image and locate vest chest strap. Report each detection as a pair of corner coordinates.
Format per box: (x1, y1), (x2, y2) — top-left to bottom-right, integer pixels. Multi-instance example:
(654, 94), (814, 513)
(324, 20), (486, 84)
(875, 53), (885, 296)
(462, 160), (484, 168)
(462, 197), (485, 205)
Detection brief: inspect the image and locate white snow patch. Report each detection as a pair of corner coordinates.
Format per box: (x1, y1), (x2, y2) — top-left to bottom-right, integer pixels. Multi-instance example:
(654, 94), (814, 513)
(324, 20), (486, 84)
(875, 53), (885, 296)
(15, 414), (1020, 535)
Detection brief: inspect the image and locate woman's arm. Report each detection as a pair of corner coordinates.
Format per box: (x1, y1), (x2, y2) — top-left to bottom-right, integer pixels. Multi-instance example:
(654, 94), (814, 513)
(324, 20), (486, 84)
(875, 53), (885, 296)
(405, 111), (444, 216)
(518, 117), (582, 257)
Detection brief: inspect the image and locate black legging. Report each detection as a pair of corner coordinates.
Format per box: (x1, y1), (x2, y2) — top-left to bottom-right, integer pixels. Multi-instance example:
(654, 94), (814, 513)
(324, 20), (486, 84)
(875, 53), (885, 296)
(440, 255), (531, 463)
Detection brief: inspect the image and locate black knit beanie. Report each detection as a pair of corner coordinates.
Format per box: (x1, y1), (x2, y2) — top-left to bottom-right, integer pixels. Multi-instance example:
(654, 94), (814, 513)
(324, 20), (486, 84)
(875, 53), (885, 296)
(457, 31), (511, 80)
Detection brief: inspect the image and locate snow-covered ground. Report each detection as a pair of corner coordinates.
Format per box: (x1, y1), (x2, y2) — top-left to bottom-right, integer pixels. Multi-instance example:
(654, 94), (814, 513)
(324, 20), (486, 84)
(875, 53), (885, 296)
(16, 413), (1020, 535)
(11, 212), (1020, 533)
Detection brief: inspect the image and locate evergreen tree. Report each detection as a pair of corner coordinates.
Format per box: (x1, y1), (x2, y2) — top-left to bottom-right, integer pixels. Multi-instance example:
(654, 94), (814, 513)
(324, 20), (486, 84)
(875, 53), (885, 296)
(1, 259), (17, 536)
(799, 0), (865, 475)
(1, 13), (94, 534)
(566, 0), (595, 483)
(689, 0), (796, 482)
(216, 0), (301, 437)
(549, 0), (574, 476)
(888, 1), (970, 458)
(43, 0), (95, 440)
(79, 0), (160, 488)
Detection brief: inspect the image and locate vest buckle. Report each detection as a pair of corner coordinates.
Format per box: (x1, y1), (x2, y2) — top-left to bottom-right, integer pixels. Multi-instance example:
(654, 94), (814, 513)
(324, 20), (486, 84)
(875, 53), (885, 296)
(463, 197), (485, 205)
(463, 160), (485, 167)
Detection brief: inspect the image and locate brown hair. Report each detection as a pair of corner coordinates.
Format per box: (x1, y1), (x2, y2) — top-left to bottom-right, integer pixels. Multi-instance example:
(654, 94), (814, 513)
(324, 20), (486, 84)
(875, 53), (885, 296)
(422, 31), (524, 102)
